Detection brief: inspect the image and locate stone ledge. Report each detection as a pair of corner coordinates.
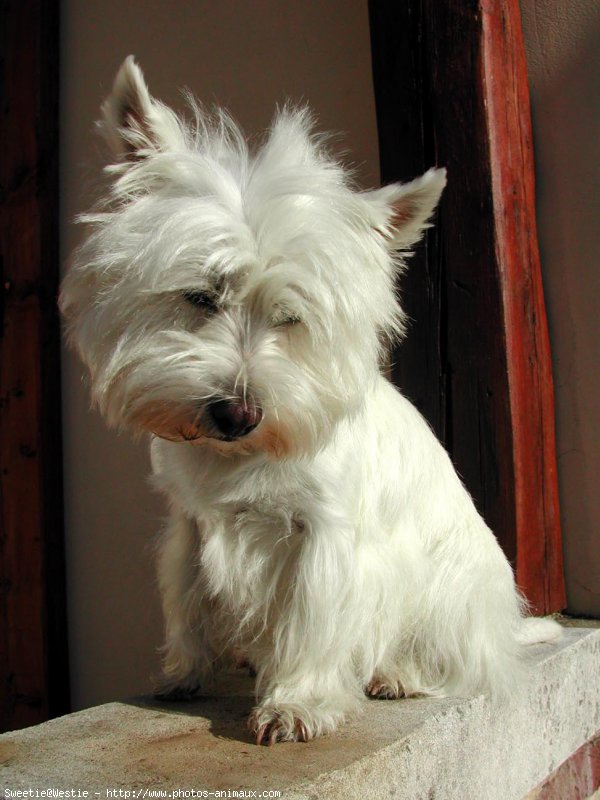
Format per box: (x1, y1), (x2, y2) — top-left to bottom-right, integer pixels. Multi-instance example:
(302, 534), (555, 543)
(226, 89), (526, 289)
(1, 627), (599, 800)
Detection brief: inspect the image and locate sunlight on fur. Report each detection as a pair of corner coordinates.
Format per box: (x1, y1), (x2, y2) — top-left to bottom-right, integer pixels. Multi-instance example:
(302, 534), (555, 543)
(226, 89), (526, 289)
(60, 56), (562, 745)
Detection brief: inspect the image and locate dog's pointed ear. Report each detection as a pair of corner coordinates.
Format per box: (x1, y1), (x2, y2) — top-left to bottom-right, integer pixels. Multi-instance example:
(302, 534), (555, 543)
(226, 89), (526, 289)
(99, 56), (185, 160)
(363, 168), (447, 249)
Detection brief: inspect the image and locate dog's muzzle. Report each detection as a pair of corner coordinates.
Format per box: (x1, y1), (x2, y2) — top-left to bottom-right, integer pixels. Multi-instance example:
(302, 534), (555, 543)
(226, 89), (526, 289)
(206, 398), (263, 440)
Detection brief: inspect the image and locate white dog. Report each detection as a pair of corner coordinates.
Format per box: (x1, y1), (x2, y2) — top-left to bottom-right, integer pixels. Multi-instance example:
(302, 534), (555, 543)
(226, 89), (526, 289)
(61, 58), (561, 745)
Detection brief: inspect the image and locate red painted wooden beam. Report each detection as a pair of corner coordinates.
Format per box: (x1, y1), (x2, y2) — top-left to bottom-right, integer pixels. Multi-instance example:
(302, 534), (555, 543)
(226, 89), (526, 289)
(480, 0), (564, 612)
(369, 0), (565, 612)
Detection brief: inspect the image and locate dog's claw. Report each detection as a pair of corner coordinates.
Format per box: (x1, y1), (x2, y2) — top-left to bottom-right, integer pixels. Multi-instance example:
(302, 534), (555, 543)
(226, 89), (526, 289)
(251, 712), (311, 745)
(366, 678), (403, 700)
(255, 722), (269, 746)
(294, 719), (309, 742)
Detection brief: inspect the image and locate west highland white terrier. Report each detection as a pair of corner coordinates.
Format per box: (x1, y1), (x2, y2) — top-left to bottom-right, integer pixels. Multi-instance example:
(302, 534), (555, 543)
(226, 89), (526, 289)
(61, 57), (561, 745)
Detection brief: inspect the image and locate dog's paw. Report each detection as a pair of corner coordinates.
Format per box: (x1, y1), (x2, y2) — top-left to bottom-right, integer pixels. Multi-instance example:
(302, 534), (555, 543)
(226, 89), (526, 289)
(248, 706), (311, 745)
(365, 677), (404, 700)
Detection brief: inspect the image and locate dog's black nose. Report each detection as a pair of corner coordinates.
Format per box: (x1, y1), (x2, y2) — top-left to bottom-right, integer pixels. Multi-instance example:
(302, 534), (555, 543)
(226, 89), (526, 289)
(207, 399), (263, 439)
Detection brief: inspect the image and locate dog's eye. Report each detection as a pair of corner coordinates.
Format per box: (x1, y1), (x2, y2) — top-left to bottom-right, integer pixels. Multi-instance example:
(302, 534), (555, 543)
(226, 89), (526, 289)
(274, 314), (301, 327)
(183, 290), (220, 314)
(272, 306), (302, 327)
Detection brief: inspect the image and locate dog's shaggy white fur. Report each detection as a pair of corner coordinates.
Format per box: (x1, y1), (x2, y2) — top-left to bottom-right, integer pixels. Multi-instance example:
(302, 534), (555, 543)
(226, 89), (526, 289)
(60, 57), (561, 744)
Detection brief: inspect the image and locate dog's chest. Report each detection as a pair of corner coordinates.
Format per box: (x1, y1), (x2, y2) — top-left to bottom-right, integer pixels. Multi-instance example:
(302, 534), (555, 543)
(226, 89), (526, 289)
(198, 498), (307, 623)
(153, 437), (321, 513)
(154, 439), (347, 615)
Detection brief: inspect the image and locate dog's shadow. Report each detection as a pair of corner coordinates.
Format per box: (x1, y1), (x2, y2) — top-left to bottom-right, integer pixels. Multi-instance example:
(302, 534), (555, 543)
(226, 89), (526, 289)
(124, 669), (258, 744)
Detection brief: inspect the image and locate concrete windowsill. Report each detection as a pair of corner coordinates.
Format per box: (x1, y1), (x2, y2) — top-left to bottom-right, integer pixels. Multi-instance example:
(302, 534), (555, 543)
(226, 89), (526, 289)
(1, 627), (599, 799)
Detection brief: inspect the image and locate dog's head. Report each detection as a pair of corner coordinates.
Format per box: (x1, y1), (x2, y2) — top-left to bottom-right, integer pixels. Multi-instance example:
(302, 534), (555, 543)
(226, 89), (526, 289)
(60, 57), (445, 458)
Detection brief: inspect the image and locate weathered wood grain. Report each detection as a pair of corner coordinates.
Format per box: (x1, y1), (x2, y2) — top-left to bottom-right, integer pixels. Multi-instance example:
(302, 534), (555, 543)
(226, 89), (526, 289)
(0, 0), (69, 731)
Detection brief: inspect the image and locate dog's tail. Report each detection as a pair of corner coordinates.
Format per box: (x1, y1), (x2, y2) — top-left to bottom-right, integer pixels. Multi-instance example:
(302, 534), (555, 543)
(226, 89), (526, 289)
(516, 616), (563, 645)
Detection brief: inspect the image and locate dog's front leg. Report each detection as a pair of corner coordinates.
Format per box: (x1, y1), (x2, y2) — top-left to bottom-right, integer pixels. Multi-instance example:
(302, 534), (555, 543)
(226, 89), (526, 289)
(247, 520), (363, 744)
(154, 511), (215, 699)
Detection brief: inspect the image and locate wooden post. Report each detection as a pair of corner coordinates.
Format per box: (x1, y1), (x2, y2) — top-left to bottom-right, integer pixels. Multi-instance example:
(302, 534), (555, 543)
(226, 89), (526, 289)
(0, 0), (69, 730)
(369, 0), (565, 612)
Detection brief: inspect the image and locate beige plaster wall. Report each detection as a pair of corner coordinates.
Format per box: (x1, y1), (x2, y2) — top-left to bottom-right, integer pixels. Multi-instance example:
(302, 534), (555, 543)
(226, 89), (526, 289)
(60, 1), (379, 710)
(520, 0), (600, 616)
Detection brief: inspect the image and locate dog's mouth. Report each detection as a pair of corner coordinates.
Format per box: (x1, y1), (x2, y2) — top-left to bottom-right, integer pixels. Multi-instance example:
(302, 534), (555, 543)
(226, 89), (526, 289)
(150, 428), (244, 445)
(150, 399), (263, 445)
(206, 432), (245, 443)
(150, 426), (203, 443)
(150, 412), (292, 460)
